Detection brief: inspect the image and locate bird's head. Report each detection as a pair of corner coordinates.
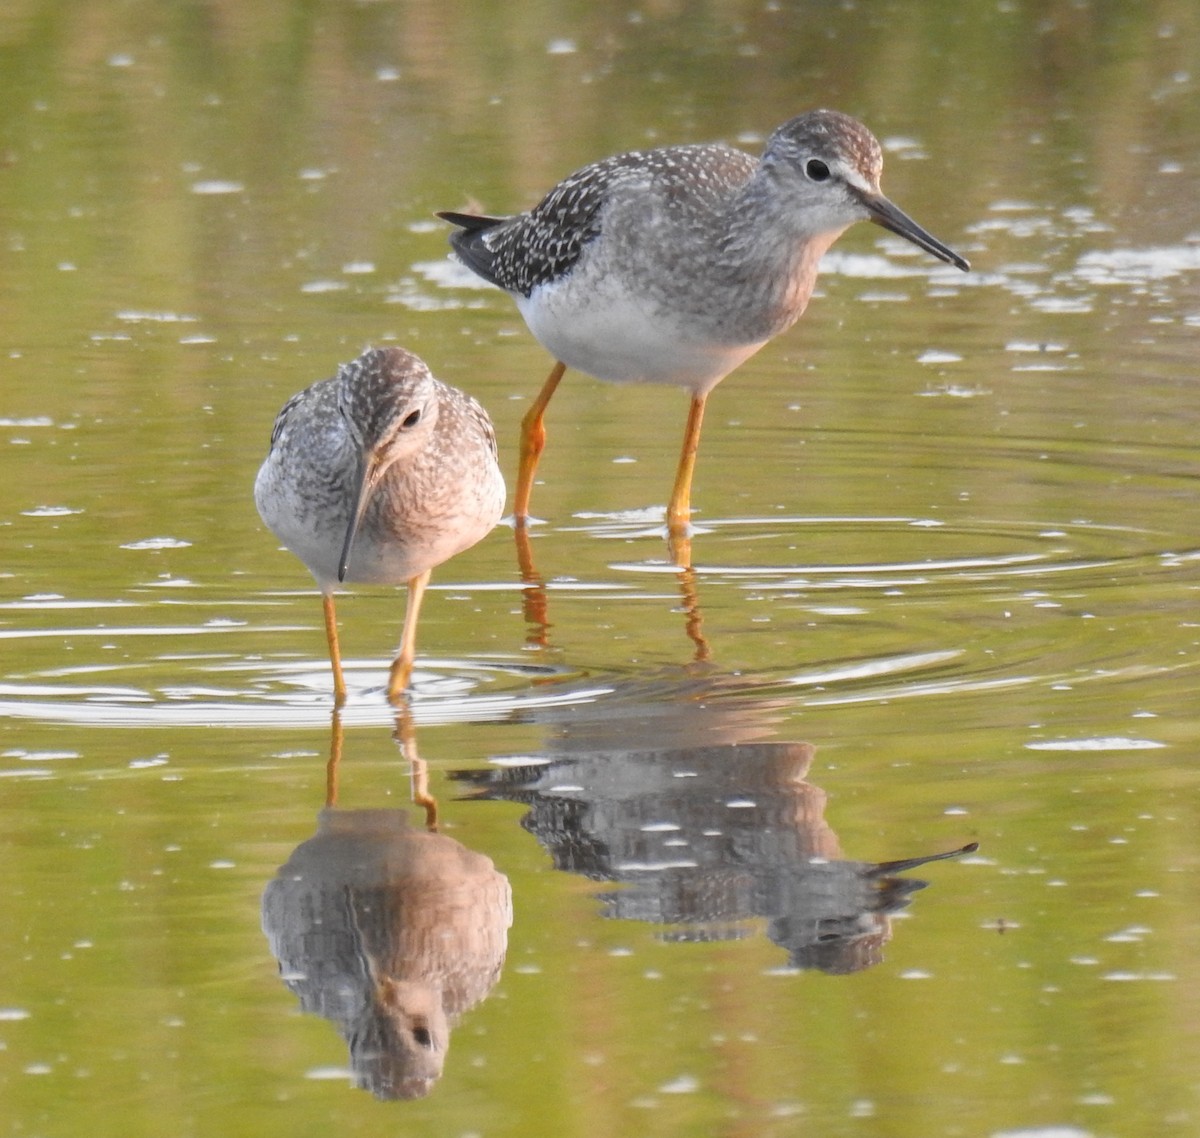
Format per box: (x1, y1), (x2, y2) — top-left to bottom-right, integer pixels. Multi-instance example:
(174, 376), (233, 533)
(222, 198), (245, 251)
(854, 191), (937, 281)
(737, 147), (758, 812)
(765, 109), (969, 271)
(335, 347), (441, 581)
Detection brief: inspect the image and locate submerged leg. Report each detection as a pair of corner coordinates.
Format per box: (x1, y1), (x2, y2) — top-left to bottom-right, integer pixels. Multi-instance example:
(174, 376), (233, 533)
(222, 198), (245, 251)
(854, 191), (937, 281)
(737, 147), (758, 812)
(667, 528), (693, 569)
(387, 567), (432, 702)
(322, 592), (347, 706)
(514, 360), (567, 520)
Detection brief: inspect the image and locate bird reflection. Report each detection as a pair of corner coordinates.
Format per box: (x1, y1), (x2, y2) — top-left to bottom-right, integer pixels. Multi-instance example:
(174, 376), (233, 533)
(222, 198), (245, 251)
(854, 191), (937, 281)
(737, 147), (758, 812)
(261, 713), (512, 1099)
(449, 680), (973, 973)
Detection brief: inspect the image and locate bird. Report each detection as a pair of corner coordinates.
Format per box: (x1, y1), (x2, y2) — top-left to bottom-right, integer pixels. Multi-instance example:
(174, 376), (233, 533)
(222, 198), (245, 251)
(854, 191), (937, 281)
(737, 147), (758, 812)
(254, 346), (506, 704)
(438, 108), (969, 546)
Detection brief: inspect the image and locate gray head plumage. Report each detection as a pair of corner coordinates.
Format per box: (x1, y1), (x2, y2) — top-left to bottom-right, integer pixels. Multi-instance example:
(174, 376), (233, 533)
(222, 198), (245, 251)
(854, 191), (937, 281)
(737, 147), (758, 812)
(764, 108), (884, 189)
(336, 347), (440, 451)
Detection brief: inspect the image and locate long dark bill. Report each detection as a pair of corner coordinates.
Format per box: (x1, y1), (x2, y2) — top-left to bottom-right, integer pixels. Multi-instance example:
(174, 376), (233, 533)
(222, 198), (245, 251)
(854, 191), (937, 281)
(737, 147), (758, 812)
(338, 453), (378, 583)
(863, 193), (970, 272)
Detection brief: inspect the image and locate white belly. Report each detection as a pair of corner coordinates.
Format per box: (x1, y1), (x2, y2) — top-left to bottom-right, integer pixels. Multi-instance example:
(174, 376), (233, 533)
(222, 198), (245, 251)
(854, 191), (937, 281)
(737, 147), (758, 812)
(516, 280), (765, 396)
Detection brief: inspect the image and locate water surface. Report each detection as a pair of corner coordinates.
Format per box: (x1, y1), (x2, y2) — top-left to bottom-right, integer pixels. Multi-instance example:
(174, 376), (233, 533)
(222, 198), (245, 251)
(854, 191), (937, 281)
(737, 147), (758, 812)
(2, 3), (1199, 1136)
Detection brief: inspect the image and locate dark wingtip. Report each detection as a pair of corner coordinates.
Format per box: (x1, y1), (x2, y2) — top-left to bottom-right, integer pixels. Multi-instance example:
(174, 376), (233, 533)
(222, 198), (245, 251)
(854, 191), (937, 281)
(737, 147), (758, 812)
(868, 840), (980, 877)
(435, 210), (506, 233)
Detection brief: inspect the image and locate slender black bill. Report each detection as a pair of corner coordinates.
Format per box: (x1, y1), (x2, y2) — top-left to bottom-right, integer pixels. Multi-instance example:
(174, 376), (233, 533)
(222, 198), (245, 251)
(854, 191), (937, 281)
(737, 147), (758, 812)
(863, 193), (970, 272)
(338, 452), (379, 582)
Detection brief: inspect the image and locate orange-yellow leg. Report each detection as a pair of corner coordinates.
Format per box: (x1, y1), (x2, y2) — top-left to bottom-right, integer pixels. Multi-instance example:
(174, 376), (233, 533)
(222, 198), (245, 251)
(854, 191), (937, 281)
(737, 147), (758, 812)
(666, 393), (708, 566)
(515, 360), (567, 520)
(387, 568), (431, 703)
(322, 592), (347, 706)
(668, 392), (708, 528)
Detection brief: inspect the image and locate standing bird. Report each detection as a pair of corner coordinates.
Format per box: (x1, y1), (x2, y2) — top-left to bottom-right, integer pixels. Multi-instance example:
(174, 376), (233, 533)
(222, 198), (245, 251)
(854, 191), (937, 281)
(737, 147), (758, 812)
(439, 108), (969, 543)
(254, 346), (505, 704)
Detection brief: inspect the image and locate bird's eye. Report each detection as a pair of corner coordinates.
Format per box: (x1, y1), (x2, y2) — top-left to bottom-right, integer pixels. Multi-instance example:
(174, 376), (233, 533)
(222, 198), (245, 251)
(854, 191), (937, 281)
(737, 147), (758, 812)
(401, 409), (422, 429)
(805, 158), (831, 182)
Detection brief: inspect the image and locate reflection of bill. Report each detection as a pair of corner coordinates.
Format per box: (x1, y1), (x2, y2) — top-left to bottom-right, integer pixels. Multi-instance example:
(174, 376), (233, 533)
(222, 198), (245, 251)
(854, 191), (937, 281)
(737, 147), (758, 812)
(452, 735), (973, 974)
(261, 714), (511, 1100)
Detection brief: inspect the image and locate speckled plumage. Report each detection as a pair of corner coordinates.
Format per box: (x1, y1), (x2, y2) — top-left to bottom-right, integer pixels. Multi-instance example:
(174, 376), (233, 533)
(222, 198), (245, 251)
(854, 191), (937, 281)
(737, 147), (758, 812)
(439, 109), (966, 379)
(256, 346), (504, 589)
(441, 143), (759, 299)
(438, 108), (967, 534)
(254, 346), (505, 700)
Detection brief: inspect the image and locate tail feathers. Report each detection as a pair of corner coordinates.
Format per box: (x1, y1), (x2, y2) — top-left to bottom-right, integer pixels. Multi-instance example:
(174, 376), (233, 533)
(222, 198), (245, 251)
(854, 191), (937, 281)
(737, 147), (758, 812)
(435, 210), (509, 289)
(436, 210), (507, 233)
(868, 841), (979, 878)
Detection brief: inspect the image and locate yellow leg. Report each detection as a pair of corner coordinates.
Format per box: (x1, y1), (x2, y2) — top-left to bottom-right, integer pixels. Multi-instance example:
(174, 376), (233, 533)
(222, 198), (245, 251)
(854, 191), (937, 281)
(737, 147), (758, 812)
(668, 392), (707, 529)
(387, 568), (431, 703)
(666, 392), (708, 567)
(322, 592), (347, 706)
(515, 360), (567, 520)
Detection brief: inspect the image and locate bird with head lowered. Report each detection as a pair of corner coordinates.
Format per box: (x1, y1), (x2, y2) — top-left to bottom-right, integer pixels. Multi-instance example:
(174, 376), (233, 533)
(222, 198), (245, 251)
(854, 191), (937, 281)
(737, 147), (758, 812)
(254, 346), (505, 704)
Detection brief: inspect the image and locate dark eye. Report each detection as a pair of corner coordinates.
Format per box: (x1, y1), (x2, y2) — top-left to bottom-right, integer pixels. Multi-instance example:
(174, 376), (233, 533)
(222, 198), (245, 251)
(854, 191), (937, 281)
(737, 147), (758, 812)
(805, 158), (831, 182)
(401, 409), (422, 429)
(412, 1026), (433, 1048)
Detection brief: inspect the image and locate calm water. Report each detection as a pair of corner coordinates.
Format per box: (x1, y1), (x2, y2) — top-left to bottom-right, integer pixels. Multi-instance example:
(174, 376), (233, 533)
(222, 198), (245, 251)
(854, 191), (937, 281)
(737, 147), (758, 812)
(2, 2), (1199, 1136)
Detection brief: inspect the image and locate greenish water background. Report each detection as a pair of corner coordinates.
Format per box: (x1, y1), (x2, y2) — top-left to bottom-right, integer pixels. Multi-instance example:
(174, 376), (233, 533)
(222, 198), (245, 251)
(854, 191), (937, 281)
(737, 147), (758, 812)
(2, 2), (1199, 1135)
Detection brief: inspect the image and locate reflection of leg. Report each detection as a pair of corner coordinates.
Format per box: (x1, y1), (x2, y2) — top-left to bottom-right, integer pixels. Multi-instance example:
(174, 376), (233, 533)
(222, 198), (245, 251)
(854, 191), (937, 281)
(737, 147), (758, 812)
(667, 392), (708, 531)
(677, 565), (711, 665)
(387, 568), (432, 702)
(393, 705), (438, 832)
(325, 708), (344, 808)
(515, 520), (552, 647)
(411, 756), (439, 832)
(515, 360), (567, 520)
(322, 592), (347, 705)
